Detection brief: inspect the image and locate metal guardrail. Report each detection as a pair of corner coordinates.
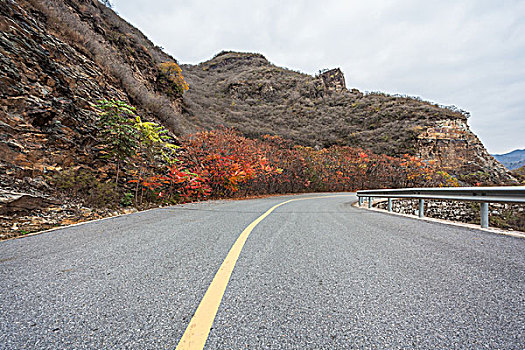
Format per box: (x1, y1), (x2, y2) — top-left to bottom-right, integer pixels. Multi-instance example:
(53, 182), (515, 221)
(356, 186), (525, 228)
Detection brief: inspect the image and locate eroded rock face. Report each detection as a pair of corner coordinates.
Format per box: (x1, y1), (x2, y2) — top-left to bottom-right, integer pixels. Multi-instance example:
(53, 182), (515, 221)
(0, 191), (57, 215)
(318, 68), (346, 93)
(1, 0), (112, 196)
(0, 0), (184, 196)
(416, 120), (514, 184)
(0, 0), (187, 238)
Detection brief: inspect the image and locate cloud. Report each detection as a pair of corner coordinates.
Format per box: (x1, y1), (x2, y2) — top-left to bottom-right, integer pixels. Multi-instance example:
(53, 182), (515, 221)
(112, 0), (525, 154)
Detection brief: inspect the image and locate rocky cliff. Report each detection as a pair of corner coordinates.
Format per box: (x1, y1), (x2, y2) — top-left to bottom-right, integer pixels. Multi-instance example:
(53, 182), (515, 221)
(1, 0), (186, 232)
(416, 120), (512, 184)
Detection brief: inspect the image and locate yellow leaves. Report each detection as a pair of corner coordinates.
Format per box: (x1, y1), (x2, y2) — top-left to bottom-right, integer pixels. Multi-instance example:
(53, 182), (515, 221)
(159, 61), (189, 93)
(132, 115), (179, 164)
(165, 143), (181, 150)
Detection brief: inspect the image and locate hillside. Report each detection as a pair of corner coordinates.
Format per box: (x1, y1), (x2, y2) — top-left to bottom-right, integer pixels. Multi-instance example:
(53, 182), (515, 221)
(1, 0), (192, 232)
(181, 52), (513, 184)
(1, 0), (187, 196)
(1, 0), (514, 197)
(511, 165), (525, 184)
(0, 0), (518, 237)
(493, 149), (525, 170)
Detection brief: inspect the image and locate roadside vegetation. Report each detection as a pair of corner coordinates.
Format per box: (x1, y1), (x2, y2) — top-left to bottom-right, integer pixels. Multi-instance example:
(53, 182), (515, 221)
(49, 99), (458, 210)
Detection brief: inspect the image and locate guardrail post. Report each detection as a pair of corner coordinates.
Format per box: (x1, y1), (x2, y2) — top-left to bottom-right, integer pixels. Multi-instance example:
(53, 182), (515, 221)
(418, 199), (425, 218)
(480, 202), (489, 228)
(358, 197), (363, 206)
(368, 197), (372, 208)
(387, 198), (392, 212)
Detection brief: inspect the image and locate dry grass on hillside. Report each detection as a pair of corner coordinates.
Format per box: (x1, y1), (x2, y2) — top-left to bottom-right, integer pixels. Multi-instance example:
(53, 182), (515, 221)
(181, 51), (469, 156)
(25, 0), (187, 133)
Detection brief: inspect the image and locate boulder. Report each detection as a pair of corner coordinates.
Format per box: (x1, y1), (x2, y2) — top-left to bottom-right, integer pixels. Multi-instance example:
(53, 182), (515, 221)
(0, 191), (57, 215)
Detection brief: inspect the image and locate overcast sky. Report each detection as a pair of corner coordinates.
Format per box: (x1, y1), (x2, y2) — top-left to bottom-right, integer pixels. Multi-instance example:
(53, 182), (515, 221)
(112, 0), (524, 154)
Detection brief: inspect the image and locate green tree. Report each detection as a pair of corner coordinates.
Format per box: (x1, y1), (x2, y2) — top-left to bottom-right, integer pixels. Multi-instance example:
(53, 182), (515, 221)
(95, 99), (138, 184)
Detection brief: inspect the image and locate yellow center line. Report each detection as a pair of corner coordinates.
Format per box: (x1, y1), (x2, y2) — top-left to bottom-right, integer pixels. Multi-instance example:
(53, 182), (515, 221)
(175, 194), (353, 350)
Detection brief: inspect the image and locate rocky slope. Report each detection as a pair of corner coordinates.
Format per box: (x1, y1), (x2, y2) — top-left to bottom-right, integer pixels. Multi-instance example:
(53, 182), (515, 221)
(416, 119), (512, 184)
(181, 51), (514, 185)
(511, 166), (525, 184)
(1, 0), (185, 233)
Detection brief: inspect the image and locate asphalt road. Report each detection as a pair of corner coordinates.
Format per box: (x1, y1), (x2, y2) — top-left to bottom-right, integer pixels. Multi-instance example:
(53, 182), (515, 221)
(1, 193), (524, 349)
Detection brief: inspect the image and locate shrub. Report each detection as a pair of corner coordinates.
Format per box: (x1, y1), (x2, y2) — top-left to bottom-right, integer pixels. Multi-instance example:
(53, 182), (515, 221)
(120, 192), (134, 207)
(51, 168), (120, 208)
(179, 128), (452, 199)
(157, 62), (189, 98)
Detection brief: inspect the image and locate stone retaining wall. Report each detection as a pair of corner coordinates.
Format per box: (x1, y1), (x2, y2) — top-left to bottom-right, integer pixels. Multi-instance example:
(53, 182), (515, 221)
(375, 199), (525, 232)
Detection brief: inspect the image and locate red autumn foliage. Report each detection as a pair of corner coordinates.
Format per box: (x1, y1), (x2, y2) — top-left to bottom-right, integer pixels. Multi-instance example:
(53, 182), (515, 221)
(123, 128), (457, 204)
(174, 128), (457, 200)
(165, 164), (211, 200)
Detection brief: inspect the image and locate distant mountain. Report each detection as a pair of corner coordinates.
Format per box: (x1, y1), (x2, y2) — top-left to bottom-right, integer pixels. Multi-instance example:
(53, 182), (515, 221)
(492, 149), (525, 170)
(510, 165), (525, 184)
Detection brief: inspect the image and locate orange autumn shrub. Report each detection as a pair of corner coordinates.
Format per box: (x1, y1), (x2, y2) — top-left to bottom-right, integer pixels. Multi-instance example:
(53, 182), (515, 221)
(178, 128), (455, 199)
(181, 129), (282, 197)
(157, 61), (189, 98)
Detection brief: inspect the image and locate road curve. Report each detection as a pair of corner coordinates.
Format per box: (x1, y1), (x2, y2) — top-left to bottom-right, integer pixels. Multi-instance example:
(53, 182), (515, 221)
(1, 193), (524, 349)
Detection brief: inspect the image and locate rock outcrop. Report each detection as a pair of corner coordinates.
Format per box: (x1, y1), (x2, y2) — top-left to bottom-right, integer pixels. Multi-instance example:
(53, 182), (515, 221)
(0, 0), (185, 200)
(0, 191), (59, 215)
(318, 68), (346, 93)
(417, 120), (513, 184)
